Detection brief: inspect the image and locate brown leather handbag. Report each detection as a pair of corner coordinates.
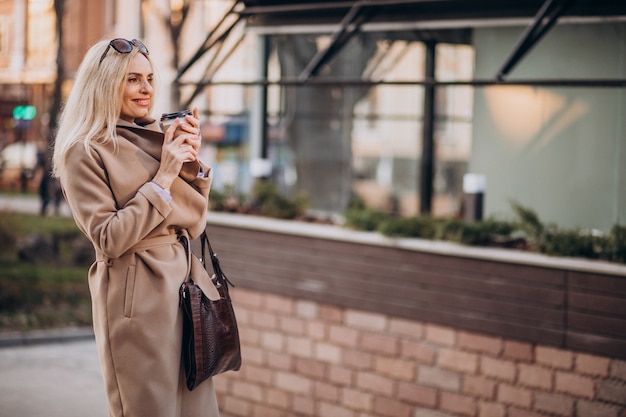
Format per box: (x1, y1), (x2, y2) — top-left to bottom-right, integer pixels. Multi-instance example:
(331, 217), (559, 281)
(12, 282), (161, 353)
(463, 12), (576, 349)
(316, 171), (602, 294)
(179, 229), (242, 391)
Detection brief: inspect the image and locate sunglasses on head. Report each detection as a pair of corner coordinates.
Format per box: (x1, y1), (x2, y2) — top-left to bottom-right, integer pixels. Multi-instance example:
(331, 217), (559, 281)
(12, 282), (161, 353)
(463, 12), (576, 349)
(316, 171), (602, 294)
(98, 38), (149, 66)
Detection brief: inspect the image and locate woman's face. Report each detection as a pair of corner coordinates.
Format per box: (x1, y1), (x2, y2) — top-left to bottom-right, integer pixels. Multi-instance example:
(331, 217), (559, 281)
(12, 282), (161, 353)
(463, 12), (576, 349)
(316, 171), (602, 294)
(120, 54), (154, 122)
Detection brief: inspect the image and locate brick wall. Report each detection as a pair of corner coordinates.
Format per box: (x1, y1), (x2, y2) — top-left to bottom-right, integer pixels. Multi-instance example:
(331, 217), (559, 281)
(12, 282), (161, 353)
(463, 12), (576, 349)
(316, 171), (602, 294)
(215, 288), (626, 417)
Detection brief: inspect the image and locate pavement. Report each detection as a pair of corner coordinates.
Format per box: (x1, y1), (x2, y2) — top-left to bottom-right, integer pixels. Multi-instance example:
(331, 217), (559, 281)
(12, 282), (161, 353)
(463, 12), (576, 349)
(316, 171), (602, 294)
(0, 193), (72, 217)
(0, 339), (107, 417)
(0, 193), (107, 416)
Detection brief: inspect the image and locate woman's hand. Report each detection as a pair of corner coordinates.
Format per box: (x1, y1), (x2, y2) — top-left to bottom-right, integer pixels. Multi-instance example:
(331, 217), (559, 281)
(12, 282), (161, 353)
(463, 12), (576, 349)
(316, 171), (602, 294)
(179, 108), (202, 157)
(152, 108), (202, 190)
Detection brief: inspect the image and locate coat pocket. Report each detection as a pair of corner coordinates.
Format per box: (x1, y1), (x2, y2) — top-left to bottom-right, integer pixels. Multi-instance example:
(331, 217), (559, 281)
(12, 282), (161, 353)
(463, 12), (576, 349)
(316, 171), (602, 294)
(123, 265), (137, 318)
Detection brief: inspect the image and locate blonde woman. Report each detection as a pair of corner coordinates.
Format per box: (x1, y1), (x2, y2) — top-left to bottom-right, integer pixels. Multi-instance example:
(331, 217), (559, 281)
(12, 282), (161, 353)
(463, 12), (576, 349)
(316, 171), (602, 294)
(53, 38), (220, 417)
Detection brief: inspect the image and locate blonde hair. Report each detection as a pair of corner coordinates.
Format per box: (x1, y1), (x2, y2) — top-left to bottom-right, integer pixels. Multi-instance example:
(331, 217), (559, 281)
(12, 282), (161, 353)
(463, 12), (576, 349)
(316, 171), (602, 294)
(52, 38), (155, 178)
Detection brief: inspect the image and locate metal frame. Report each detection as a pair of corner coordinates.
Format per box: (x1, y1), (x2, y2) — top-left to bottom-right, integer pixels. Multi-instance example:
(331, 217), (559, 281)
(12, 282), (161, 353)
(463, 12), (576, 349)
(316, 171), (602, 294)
(175, 0), (626, 214)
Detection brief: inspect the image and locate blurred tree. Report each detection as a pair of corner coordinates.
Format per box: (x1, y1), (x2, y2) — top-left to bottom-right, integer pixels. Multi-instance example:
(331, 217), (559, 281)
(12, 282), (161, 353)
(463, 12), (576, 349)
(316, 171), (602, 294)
(150, 0), (192, 107)
(275, 34), (377, 212)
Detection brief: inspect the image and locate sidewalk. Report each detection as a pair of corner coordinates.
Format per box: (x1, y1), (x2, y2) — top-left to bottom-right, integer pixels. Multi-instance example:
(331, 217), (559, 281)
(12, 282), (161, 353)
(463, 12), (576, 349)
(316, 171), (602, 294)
(0, 192), (72, 217)
(0, 339), (107, 417)
(0, 193), (105, 416)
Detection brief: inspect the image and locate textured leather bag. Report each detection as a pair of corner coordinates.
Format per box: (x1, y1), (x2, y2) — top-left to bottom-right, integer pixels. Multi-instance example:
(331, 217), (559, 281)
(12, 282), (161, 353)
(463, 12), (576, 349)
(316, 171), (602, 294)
(179, 229), (241, 391)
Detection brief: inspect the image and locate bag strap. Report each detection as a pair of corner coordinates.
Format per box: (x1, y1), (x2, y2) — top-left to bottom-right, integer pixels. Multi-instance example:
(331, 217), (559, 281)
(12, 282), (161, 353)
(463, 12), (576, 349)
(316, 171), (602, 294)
(201, 227), (235, 291)
(179, 233), (192, 282)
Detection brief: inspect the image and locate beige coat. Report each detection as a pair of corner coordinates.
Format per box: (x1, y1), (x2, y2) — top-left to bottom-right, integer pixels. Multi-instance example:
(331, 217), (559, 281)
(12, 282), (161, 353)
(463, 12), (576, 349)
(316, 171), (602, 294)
(61, 118), (221, 417)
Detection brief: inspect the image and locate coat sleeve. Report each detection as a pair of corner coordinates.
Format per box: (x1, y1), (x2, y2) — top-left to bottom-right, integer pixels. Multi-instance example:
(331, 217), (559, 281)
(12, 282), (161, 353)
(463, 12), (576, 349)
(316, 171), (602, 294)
(61, 143), (173, 259)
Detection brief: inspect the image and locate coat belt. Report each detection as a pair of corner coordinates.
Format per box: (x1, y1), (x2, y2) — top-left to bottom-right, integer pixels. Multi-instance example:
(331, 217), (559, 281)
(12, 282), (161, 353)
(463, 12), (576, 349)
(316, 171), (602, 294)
(95, 234), (180, 264)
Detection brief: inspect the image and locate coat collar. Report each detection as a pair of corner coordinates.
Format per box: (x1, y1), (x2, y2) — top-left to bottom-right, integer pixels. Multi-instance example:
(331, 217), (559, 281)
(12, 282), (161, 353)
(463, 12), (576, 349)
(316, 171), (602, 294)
(116, 116), (161, 133)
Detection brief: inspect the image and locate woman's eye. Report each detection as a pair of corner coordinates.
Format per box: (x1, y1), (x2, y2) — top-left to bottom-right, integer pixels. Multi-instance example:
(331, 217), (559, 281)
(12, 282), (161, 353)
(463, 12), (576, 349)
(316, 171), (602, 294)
(128, 77), (138, 83)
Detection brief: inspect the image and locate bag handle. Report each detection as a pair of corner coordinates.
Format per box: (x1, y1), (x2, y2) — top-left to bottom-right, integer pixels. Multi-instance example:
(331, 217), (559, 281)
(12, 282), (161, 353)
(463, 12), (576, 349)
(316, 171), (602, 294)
(201, 227), (235, 291)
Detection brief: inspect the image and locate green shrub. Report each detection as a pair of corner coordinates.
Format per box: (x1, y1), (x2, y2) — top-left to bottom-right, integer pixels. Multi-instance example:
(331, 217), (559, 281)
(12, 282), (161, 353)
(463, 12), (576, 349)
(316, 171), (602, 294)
(343, 207), (389, 231)
(540, 228), (607, 259)
(441, 218), (516, 246)
(380, 216), (438, 239)
(608, 224), (626, 263)
(250, 181), (308, 219)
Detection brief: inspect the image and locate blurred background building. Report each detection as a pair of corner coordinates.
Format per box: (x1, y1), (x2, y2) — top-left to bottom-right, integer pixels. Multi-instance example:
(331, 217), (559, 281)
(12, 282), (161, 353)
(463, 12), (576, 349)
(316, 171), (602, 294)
(1, 0), (625, 232)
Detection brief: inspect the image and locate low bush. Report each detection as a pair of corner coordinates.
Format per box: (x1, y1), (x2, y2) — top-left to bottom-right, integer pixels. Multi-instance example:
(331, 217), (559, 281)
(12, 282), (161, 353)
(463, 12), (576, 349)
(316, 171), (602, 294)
(343, 201), (626, 264)
(0, 212), (92, 332)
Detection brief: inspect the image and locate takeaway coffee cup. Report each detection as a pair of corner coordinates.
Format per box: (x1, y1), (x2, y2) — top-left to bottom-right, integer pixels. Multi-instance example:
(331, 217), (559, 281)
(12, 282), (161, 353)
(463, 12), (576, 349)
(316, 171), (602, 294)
(160, 109), (194, 162)
(160, 109), (192, 136)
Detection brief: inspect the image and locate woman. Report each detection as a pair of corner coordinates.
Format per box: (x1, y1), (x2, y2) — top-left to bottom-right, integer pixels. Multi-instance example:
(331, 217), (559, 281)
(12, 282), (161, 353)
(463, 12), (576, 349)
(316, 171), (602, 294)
(52, 38), (221, 417)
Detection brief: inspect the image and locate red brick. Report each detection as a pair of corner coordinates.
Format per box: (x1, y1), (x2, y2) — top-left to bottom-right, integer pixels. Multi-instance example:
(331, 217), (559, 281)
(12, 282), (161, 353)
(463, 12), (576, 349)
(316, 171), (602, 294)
(264, 294), (294, 314)
(610, 359), (626, 381)
(306, 320), (326, 340)
(397, 382), (438, 407)
(503, 340), (533, 362)
(245, 363), (273, 385)
(242, 345), (266, 366)
(438, 348), (479, 373)
(440, 391), (477, 417)
(463, 375), (496, 399)
(319, 305), (343, 323)
(267, 388), (290, 409)
(232, 381), (264, 402)
(478, 402), (505, 417)
(328, 365), (353, 387)
(341, 388), (373, 412)
(577, 400), (623, 417)
(295, 358), (326, 379)
(418, 365), (461, 392)
(329, 324), (359, 348)
(345, 309), (386, 331)
(497, 384), (532, 408)
(286, 335), (313, 357)
(401, 339), (436, 364)
(318, 401), (355, 417)
(508, 408), (548, 417)
(222, 395), (252, 417)
(292, 395), (315, 416)
(235, 289), (263, 308)
(239, 326), (260, 345)
(267, 351), (292, 370)
(373, 396), (412, 417)
(535, 346), (573, 370)
(295, 300), (318, 319)
(342, 348), (374, 370)
(356, 371), (395, 396)
(389, 318), (424, 339)
(596, 379), (626, 406)
(261, 331), (285, 352)
(251, 311), (278, 329)
(360, 331), (399, 355)
(252, 404), (286, 417)
(533, 392), (574, 416)
(235, 307), (252, 326)
(279, 316), (306, 336)
(576, 353), (610, 377)
(275, 371), (312, 394)
(555, 371), (594, 399)
(458, 331), (502, 356)
(314, 381), (340, 402)
(481, 356), (516, 382)
(375, 356), (415, 381)
(518, 364), (553, 390)
(314, 342), (342, 363)
(425, 324), (456, 346)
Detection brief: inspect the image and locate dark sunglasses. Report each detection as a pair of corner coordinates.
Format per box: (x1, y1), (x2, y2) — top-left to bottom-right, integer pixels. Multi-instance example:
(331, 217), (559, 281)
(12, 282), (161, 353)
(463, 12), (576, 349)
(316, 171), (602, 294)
(98, 38), (149, 66)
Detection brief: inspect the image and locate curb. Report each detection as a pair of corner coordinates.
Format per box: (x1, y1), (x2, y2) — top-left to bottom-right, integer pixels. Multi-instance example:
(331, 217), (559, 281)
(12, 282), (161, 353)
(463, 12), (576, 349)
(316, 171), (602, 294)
(0, 327), (94, 348)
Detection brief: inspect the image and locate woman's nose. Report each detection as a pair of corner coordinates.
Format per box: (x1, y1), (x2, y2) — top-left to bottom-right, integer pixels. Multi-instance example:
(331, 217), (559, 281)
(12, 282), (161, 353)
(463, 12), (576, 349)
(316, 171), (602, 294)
(140, 80), (153, 93)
